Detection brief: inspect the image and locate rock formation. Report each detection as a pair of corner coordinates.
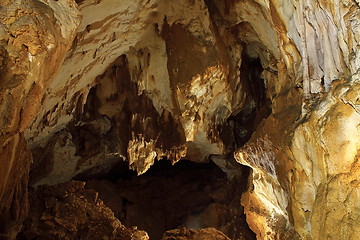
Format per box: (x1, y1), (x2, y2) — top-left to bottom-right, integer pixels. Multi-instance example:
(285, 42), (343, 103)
(161, 227), (231, 240)
(19, 181), (149, 240)
(0, 0), (359, 239)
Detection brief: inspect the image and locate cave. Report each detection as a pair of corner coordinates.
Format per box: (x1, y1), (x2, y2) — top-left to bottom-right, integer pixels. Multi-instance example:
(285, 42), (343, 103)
(21, 47), (267, 239)
(83, 159), (256, 240)
(1, 0), (359, 240)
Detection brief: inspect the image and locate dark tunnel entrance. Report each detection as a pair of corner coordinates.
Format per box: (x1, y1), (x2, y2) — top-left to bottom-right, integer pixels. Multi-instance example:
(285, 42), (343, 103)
(85, 159), (256, 240)
(217, 49), (271, 155)
(229, 51), (271, 148)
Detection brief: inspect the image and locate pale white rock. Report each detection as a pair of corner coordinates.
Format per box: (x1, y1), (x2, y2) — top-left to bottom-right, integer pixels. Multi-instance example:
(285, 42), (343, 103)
(37, 0), (80, 39)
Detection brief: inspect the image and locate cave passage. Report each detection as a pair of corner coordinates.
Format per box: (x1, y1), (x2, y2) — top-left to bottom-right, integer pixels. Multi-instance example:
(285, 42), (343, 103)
(230, 52), (271, 148)
(85, 159), (256, 240)
(218, 50), (271, 158)
(20, 49), (271, 240)
(19, 48), (271, 240)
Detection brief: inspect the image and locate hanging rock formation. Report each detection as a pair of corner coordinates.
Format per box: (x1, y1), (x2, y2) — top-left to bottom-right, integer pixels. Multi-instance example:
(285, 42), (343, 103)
(0, 0), (359, 239)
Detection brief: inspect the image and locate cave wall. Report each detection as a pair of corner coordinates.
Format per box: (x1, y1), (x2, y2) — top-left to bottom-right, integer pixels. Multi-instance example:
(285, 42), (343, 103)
(0, 0), (359, 239)
(0, 0), (80, 238)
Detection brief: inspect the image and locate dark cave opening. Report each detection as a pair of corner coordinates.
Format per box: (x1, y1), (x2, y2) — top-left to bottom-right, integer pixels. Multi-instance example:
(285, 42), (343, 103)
(217, 49), (271, 157)
(228, 51), (271, 149)
(84, 159), (256, 240)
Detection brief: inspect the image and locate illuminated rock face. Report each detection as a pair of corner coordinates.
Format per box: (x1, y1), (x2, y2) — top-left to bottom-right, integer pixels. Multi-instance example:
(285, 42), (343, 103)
(0, 0), (359, 239)
(24, 0), (250, 184)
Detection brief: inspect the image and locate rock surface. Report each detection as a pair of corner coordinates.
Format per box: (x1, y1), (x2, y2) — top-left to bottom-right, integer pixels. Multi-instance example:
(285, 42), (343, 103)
(19, 181), (149, 240)
(0, 134), (31, 240)
(25, 0), (246, 184)
(161, 227), (231, 240)
(0, 0), (80, 238)
(0, 0), (359, 239)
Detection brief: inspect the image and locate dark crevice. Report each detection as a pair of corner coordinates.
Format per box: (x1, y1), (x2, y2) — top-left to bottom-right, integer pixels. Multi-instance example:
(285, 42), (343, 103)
(227, 50), (271, 148)
(217, 49), (271, 154)
(205, 0), (271, 151)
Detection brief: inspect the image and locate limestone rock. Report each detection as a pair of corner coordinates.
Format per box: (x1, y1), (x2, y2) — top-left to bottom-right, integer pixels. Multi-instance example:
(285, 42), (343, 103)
(290, 78), (360, 239)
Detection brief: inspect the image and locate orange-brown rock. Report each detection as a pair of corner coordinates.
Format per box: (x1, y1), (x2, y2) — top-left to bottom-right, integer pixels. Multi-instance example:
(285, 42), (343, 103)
(19, 181), (148, 240)
(161, 227), (231, 240)
(0, 0), (80, 238)
(0, 134), (31, 240)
